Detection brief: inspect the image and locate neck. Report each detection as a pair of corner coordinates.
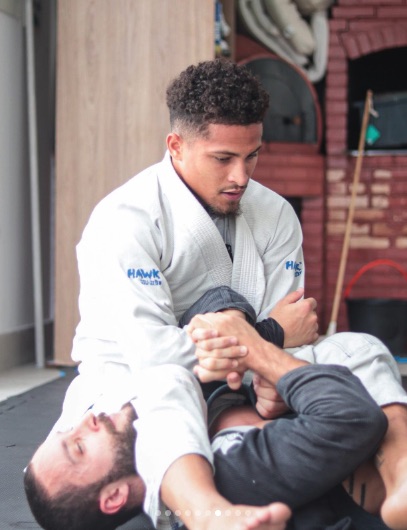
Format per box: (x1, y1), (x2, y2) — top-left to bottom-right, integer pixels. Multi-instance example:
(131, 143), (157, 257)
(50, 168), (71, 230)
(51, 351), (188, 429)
(127, 475), (146, 509)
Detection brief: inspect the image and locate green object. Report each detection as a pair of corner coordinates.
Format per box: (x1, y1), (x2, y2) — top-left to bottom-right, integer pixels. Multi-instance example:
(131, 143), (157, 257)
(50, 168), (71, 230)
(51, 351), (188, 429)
(365, 123), (381, 145)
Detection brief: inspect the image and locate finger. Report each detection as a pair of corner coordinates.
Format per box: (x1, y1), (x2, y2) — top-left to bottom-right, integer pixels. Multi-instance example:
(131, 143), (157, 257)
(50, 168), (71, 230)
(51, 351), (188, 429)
(189, 313), (219, 330)
(198, 355), (240, 371)
(189, 327), (219, 341)
(283, 287), (305, 305)
(256, 400), (288, 419)
(195, 341), (247, 358)
(304, 297), (317, 311)
(193, 364), (231, 383)
(193, 335), (239, 351)
(254, 386), (281, 401)
(226, 371), (243, 390)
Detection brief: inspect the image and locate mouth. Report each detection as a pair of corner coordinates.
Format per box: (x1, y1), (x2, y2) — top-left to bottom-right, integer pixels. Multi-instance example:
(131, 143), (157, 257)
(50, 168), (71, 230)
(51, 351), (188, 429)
(98, 412), (117, 433)
(221, 188), (245, 201)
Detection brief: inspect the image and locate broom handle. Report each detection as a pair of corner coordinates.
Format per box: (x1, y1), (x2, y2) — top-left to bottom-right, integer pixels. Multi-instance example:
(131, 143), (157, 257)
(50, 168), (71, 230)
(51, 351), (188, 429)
(326, 90), (373, 336)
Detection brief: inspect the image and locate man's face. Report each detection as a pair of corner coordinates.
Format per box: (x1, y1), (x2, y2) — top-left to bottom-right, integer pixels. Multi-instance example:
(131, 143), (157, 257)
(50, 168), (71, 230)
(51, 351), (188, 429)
(168, 123), (263, 216)
(31, 404), (136, 497)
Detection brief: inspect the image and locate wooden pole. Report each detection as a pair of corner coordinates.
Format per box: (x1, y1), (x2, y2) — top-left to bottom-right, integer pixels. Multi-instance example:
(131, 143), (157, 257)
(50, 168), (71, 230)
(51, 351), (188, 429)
(326, 90), (373, 336)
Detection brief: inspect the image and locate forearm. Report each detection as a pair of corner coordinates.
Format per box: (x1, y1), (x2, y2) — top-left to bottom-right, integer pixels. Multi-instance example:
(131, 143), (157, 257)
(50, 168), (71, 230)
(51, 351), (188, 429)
(161, 454), (230, 529)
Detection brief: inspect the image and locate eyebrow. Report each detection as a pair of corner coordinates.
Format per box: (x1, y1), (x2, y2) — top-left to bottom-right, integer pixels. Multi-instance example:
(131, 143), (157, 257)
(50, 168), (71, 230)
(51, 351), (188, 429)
(62, 440), (76, 465)
(212, 146), (262, 157)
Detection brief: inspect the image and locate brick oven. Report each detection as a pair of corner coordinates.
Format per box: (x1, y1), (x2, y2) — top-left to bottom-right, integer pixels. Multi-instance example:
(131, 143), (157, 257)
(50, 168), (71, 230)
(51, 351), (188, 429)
(236, 2), (407, 333)
(325, 0), (407, 332)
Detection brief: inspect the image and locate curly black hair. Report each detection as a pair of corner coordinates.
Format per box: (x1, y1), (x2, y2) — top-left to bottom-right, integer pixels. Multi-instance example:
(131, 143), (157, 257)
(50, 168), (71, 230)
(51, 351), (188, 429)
(166, 59), (269, 136)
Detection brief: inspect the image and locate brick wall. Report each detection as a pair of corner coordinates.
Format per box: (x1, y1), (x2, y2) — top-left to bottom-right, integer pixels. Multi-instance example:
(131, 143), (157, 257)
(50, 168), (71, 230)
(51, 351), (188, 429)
(325, 0), (407, 332)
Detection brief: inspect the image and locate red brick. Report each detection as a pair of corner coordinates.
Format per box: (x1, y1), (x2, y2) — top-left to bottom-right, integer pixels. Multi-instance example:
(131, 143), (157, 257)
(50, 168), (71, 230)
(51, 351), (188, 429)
(326, 128), (347, 142)
(387, 166), (407, 181)
(368, 27), (389, 52)
(333, 6), (376, 19)
(391, 182), (407, 194)
(329, 20), (349, 32)
(381, 25), (399, 47)
(339, 0), (403, 5)
(342, 35), (361, 58)
(328, 59), (348, 73)
(348, 20), (394, 32)
(326, 72), (348, 88)
(358, 32), (374, 55)
(259, 152), (324, 168)
(392, 157), (407, 170)
(329, 33), (341, 46)
(253, 177), (323, 197)
(327, 101), (348, 115)
(328, 44), (347, 60)
(325, 87), (347, 101)
(389, 197), (407, 207)
(377, 7), (407, 18)
(393, 24), (407, 45)
(304, 210), (325, 221)
(326, 156), (349, 169)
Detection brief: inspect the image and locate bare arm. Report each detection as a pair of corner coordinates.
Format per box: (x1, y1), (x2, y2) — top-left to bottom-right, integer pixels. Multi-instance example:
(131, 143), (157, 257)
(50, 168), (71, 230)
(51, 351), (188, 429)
(160, 454), (291, 530)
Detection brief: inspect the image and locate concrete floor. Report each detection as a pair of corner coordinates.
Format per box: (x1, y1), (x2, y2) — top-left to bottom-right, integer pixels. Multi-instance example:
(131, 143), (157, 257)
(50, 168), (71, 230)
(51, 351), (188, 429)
(0, 364), (66, 402)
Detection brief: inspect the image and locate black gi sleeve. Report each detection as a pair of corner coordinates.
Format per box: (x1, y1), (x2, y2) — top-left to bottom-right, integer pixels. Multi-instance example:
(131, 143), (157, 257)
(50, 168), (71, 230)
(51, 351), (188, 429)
(255, 318), (285, 348)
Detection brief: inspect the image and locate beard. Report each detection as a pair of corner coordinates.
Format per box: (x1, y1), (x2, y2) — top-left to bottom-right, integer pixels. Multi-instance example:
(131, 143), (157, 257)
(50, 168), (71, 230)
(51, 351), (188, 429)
(98, 404), (137, 481)
(206, 202), (241, 218)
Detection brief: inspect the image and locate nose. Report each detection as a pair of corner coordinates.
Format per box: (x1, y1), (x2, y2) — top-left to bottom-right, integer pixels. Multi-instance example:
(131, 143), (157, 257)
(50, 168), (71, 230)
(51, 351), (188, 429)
(72, 410), (99, 435)
(228, 160), (250, 187)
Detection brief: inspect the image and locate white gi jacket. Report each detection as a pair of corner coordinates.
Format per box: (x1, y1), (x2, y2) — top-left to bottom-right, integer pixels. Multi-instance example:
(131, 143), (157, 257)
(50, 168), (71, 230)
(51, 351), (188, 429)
(52, 365), (212, 530)
(72, 151), (304, 376)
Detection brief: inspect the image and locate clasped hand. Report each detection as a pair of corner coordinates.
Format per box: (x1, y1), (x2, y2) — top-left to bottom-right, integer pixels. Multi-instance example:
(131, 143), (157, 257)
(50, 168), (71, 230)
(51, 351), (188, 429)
(187, 311), (288, 419)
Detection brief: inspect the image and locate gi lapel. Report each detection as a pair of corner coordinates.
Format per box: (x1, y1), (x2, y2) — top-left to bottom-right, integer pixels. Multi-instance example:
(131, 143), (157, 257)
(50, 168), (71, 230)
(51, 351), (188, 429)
(160, 154), (233, 286)
(232, 214), (266, 314)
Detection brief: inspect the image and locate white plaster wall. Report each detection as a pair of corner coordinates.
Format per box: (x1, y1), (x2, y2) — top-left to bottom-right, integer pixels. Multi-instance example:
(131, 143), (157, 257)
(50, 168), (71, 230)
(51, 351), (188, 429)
(0, 10), (34, 334)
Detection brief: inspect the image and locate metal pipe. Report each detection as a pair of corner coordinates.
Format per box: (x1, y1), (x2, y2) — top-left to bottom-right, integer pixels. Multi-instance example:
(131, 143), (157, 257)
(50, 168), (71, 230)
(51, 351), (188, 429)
(25, 0), (45, 367)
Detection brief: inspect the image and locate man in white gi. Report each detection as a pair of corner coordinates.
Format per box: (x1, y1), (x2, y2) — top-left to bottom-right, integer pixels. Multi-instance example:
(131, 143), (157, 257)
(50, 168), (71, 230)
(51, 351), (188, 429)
(65, 57), (318, 418)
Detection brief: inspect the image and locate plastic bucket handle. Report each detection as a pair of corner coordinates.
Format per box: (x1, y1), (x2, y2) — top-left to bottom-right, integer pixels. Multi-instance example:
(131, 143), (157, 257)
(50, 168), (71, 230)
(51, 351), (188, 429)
(344, 259), (407, 299)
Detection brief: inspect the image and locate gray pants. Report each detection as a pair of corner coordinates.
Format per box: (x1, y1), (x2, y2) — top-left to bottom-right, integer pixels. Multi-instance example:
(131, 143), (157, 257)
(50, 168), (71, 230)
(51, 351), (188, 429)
(212, 364), (389, 530)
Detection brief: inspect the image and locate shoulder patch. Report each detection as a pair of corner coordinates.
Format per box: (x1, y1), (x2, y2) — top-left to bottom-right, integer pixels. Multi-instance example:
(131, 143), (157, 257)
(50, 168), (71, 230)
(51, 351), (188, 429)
(285, 260), (303, 277)
(127, 268), (162, 285)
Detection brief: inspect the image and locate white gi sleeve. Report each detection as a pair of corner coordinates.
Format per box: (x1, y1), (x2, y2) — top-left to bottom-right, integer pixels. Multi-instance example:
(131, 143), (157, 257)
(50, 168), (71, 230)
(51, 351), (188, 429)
(256, 196), (305, 320)
(75, 187), (197, 372)
(132, 364), (213, 527)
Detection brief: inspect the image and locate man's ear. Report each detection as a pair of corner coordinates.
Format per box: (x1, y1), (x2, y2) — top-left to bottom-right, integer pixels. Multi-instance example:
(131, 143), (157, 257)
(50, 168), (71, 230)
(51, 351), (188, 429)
(99, 480), (130, 515)
(166, 132), (183, 160)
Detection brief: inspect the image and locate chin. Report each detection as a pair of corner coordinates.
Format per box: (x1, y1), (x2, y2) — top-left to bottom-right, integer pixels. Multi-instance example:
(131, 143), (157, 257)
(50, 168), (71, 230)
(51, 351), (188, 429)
(210, 203), (241, 217)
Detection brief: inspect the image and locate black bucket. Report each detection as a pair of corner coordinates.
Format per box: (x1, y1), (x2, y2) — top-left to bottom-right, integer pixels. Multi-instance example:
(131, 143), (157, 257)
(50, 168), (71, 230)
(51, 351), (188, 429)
(345, 260), (407, 357)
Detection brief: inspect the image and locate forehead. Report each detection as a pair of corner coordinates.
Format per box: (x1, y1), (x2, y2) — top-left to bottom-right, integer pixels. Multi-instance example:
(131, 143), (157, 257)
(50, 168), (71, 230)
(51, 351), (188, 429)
(194, 123), (263, 150)
(31, 436), (74, 495)
(208, 122), (262, 139)
(31, 429), (114, 497)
